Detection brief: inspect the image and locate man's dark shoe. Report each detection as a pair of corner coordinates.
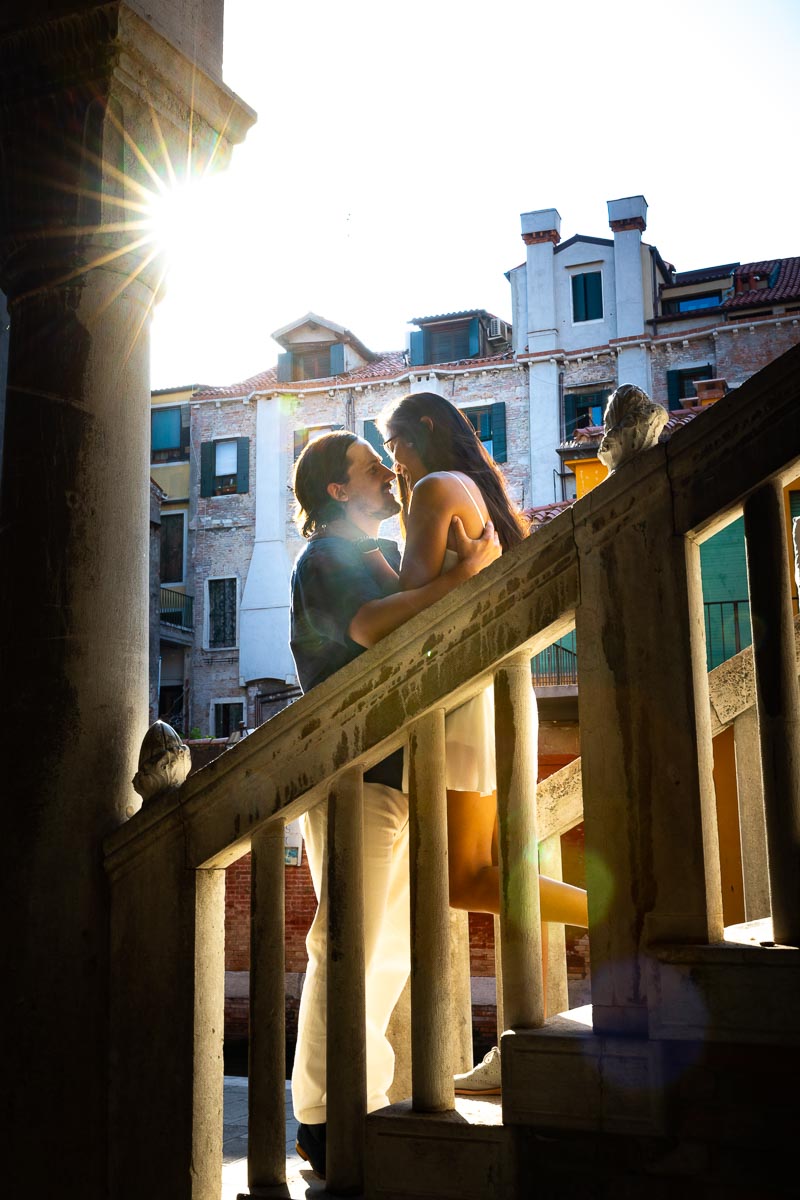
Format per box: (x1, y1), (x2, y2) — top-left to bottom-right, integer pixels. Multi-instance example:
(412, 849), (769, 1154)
(295, 1121), (326, 1178)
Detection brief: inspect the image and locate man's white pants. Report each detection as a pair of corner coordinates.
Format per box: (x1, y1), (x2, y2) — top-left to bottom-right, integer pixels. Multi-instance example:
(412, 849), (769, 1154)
(291, 782), (410, 1125)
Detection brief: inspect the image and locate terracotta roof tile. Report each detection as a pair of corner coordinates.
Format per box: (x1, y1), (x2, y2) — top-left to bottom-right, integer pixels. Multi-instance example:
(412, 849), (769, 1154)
(195, 348), (514, 400)
(723, 257), (800, 310)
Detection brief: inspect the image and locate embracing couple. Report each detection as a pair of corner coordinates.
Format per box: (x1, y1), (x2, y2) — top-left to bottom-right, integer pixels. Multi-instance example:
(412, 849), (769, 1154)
(288, 392), (588, 1178)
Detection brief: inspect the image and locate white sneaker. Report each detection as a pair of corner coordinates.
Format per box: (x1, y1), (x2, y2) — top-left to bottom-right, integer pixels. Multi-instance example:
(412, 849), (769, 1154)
(454, 1045), (501, 1096)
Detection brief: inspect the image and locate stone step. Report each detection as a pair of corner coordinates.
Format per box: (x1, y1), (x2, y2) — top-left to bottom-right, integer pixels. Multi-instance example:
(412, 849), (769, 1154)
(364, 1095), (509, 1200)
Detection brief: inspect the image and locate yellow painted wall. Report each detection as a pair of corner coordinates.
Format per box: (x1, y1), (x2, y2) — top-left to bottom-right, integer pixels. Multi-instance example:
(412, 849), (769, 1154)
(712, 726), (745, 926)
(564, 457), (609, 499)
(152, 462), (189, 500)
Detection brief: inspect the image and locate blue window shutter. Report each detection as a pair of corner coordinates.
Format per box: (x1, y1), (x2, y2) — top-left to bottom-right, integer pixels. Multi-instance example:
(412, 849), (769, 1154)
(329, 343), (345, 376)
(586, 272), (603, 320)
(363, 419), (392, 466)
(491, 402), (507, 462)
(293, 429), (308, 460)
(236, 437), (249, 494)
(468, 317), (481, 358)
(409, 330), (425, 366)
(200, 442), (214, 497)
(277, 352), (294, 382)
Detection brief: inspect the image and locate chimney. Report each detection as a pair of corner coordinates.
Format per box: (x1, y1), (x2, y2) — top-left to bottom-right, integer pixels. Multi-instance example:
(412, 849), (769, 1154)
(608, 195), (647, 340)
(520, 208), (561, 353)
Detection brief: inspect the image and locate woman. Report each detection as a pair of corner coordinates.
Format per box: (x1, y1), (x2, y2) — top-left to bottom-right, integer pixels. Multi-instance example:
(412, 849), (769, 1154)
(378, 392), (588, 929)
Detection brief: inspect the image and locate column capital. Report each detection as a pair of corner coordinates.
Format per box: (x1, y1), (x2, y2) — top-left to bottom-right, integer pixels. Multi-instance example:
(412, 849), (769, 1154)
(0, 3), (255, 301)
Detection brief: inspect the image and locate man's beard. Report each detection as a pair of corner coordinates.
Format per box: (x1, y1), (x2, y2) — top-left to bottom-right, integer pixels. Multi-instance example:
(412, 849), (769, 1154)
(378, 491), (401, 518)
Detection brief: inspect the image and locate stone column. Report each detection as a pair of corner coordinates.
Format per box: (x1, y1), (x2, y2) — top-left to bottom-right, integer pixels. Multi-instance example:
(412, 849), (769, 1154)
(0, 6), (253, 1196)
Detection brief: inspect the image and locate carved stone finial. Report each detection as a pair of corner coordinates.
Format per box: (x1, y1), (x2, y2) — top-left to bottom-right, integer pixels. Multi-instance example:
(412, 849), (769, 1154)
(597, 384), (668, 473)
(132, 720), (192, 807)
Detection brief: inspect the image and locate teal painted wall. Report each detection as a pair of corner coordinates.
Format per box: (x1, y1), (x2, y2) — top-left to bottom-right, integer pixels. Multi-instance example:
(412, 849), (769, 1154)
(700, 518), (752, 668)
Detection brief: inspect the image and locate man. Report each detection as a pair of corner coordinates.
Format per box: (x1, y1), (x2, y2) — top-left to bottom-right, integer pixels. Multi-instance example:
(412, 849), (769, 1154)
(289, 430), (499, 1177)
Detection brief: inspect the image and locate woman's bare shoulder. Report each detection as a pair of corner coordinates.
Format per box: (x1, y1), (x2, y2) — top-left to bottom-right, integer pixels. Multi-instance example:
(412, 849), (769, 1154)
(410, 472), (463, 504)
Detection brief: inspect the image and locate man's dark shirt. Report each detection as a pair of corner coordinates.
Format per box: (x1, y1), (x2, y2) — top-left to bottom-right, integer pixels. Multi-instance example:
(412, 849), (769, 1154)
(290, 533), (404, 789)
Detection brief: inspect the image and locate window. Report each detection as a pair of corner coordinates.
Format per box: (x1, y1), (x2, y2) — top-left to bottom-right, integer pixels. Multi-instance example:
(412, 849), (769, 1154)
(213, 700), (244, 738)
(571, 271), (603, 323)
(462, 403), (507, 463)
(151, 404), (189, 463)
(293, 424), (344, 459)
(200, 437), (249, 496)
(662, 292), (722, 315)
(207, 578), (237, 648)
(666, 365), (713, 410)
(277, 343), (345, 383)
(409, 317), (481, 366)
(563, 390), (611, 439)
(160, 511), (185, 585)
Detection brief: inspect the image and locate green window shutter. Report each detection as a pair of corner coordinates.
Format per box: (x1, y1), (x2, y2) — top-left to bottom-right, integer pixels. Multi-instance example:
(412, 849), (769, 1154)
(236, 437), (249, 494)
(586, 272), (603, 320)
(409, 330), (425, 366)
(200, 442), (214, 497)
(363, 419), (391, 466)
(468, 317), (481, 358)
(789, 491), (800, 519)
(491, 402), (507, 462)
(294, 428), (308, 460)
(563, 394), (577, 438)
(277, 352), (294, 382)
(571, 276), (586, 323)
(329, 343), (345, 376)
(666, 370), (681, 411)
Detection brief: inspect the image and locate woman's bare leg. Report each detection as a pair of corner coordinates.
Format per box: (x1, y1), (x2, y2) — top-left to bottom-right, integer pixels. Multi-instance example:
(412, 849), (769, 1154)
(447, 790), (588, 926)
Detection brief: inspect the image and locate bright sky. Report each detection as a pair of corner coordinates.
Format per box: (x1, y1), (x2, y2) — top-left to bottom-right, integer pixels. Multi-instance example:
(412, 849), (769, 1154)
(149, 0), (800, 390)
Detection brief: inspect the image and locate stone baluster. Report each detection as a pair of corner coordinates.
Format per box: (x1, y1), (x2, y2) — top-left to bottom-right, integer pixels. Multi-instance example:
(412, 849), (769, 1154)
(247, 824), (287, 1189)
(743, 481), (800, 946)
(408, 710), (455, 1111)
(732, 709), (771, 921)
(539, 833), (569, 1016)
(495, 654), (545, 1028)
(326, 767), (368, 1193)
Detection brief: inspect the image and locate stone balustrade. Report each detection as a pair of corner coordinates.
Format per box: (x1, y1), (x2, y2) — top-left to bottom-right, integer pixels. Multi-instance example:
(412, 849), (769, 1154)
(104, 345), (800, 1199)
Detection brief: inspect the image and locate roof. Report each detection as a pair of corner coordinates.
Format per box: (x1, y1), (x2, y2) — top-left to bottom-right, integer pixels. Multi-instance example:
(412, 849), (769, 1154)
(670, 263), (739, 287)
(723, 257), (800, 310)
(524, 500), (574, 528)
(554, 234), (614, 255)
(408, 309), (497, 326)
(270, 312), (377, 362)
(195, 347), (516, 401)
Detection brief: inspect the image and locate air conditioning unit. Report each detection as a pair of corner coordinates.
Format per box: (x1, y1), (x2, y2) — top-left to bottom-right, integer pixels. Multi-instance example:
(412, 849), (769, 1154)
(487, 318), (508, 342)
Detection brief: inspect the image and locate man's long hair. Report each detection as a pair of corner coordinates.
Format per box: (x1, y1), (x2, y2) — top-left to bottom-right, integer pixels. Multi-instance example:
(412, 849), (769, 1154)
(293, 430), (358, 537)
(378, 392), (528, 550)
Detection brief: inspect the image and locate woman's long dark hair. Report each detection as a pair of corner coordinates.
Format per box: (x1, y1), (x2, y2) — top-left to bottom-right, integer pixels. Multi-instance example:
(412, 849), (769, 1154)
(378, 392), (528, 551)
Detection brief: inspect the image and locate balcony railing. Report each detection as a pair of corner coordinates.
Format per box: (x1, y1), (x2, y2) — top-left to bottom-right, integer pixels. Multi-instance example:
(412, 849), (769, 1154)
(530, 631), (578, 686)
(160, 587), (193, 630)
(106, 348), (800, 1200)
